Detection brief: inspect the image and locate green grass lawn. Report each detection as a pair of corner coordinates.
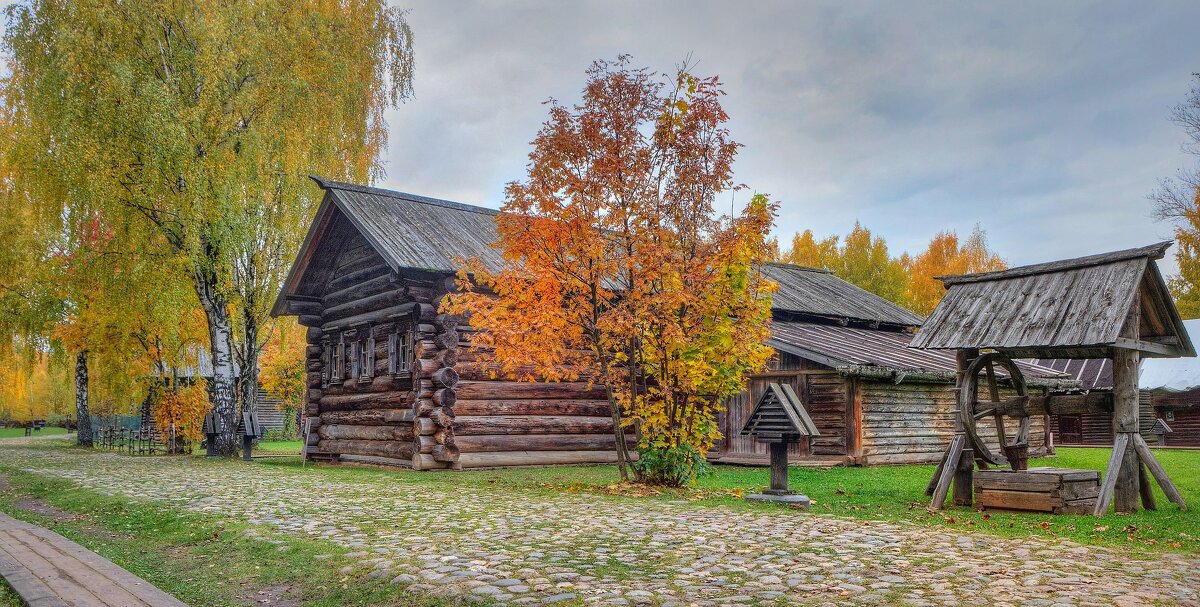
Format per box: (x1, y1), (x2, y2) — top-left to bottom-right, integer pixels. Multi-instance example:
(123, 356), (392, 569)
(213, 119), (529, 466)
(255, 440), (303, 455)
(0, 426), (67, 438)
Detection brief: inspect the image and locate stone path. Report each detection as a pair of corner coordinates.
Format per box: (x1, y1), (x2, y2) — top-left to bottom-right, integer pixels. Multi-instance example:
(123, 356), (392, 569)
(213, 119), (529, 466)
(2, 442), (1198, 607)
(0, 510), (188, 607)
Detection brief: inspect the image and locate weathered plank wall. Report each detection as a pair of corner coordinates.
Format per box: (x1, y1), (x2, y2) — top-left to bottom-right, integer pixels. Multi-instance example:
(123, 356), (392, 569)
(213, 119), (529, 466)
(1161, 409), (1200, 446)
(857, 380), (1047, 465)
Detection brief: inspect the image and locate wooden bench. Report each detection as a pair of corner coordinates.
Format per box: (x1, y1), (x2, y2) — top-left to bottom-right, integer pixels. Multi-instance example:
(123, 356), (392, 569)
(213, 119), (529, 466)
(0, 512), (187, 607)
(974, 467), (1100, 514)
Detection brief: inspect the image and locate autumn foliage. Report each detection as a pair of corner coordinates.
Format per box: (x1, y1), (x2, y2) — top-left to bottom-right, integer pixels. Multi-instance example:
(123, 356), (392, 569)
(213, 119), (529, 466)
(444, 57), (778, 486)
(151, 380), (211, 445)
(774, 224), (1005, 316)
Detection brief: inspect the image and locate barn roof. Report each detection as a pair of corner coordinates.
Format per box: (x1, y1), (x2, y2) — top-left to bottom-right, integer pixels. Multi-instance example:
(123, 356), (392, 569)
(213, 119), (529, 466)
(769, 320), (1070, 385)
(910, 242), (1195, 359)
(758, 262), (924, 327)
(312, 177), (503, 273)
(1033, 358), (1112, 391)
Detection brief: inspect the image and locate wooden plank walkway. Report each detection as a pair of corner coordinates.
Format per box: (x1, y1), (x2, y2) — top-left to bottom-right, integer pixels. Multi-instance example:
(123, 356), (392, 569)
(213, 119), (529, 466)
(0, 512), (187, 607)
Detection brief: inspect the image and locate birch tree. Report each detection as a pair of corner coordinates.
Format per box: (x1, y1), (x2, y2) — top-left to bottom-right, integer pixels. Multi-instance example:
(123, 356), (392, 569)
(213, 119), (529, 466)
(4, 0), (414, 453)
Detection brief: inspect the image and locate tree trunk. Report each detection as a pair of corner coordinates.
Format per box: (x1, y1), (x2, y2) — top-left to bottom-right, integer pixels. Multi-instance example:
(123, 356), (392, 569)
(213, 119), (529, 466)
(74, 351), (92, 447)
(237, 308), (260, 433)
(193, 266), (239, 456)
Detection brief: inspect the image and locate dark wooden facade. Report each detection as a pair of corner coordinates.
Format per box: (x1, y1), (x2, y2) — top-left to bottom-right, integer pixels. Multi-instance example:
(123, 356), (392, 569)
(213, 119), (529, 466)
(273, 179), (620, 469)
(1150, 389), (1200, 447)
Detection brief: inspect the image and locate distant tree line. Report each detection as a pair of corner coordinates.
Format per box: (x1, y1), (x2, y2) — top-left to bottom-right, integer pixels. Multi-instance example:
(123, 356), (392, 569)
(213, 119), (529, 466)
(764, 225), (1006, 316)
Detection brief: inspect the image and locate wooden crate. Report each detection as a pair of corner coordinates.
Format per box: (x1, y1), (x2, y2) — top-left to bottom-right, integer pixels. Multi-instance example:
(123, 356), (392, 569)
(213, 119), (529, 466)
(974, 467), (1100, 514)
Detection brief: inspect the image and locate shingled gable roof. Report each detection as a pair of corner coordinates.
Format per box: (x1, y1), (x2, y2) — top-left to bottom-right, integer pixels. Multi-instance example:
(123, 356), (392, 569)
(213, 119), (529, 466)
(271, 177), (503, 316)
(758, 262), (925, 327)
(910, 241), (1196, 359)
(272, 180), (927, 328)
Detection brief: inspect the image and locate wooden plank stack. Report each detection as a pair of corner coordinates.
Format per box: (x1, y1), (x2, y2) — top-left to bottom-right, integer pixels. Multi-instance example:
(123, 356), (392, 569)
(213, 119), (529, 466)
(974, 467), (1099, 514)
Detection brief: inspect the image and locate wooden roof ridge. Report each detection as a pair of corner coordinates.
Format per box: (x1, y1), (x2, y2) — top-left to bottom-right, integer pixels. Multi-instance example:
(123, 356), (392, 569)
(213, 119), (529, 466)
(938, 241), (1172, 286)
(310, 176), (500, 217)
(758, 261), (834, 275)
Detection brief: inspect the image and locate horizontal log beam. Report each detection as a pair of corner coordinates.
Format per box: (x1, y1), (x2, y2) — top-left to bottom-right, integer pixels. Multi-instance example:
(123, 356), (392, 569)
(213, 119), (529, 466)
(318, 424), (414, 441)
(453, 415), (614, 436)
(322, 303), (417, 332)
(452, 399), (612, 417)
(319, 390), (413, 411)
(458, 450), (624, 469)
(456, 381), (607, 401)
(316, 439), (415, 459)
(454, 433), (627, 453)
(977, 392), (1113, 417)
(318, 409), (414, 426)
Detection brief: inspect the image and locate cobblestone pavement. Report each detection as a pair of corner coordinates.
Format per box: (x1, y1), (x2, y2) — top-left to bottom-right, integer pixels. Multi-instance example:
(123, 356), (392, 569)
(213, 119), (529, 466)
(2, 442), (1197, 607)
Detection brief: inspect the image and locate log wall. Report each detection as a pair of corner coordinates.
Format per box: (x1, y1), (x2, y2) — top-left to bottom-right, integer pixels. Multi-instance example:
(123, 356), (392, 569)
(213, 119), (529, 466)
(293, 230), (625, 469)
(1048, 391), (1156, 446)
(449, 340), (623, 468)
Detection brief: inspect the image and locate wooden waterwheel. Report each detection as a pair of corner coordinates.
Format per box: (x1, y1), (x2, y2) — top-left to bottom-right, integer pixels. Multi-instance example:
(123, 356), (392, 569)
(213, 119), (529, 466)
(958, 352), (1029, 469)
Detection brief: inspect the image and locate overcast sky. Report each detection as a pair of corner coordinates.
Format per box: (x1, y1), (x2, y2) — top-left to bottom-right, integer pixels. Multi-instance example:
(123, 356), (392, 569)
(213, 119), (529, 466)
(379, 1), (1200, 269)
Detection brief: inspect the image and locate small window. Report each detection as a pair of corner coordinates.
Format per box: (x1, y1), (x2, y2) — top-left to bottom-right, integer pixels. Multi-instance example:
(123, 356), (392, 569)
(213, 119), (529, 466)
(389, 328), (413, 375)
(321, 341), (332, 387)
(333, 337), (345, 384)
(364, 335), (375, 380)
(1165, 411), (1175, 422)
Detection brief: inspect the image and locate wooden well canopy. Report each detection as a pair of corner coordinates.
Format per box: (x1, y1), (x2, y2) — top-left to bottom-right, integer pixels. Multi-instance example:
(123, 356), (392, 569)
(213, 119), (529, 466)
(911, 241), (1194, 360)
(911, 242), (1193, 515)
(741, 383), (819, 501)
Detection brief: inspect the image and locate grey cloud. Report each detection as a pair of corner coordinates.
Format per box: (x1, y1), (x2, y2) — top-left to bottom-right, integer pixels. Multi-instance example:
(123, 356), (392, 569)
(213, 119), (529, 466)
(380, 1), (1200, 271)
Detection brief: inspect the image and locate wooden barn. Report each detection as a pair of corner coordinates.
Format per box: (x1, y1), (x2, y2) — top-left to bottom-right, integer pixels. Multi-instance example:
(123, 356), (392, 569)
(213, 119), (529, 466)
(711, 263), (1069, 466)
(272, 178), (620, 470)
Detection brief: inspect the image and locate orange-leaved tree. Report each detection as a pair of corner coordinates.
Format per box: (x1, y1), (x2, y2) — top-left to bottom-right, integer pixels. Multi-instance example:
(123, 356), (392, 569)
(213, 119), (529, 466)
(443, 56), (778, 486)
(906, 227), (1006, 315)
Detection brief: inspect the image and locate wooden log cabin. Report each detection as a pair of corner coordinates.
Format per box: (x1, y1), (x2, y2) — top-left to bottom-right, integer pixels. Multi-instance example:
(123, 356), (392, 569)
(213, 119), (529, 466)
(272, 178), (624, 470)
(712, 263), (1071, 466)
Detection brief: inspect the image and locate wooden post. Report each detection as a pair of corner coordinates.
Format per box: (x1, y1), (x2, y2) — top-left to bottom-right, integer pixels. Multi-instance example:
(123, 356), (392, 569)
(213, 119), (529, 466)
(929, 348), (977, 509)
(1138, 461), (1157, 511)
(951, 349), (977, 505)
(1109, 293), (1141, 514)
(767, 442), (790, 494)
